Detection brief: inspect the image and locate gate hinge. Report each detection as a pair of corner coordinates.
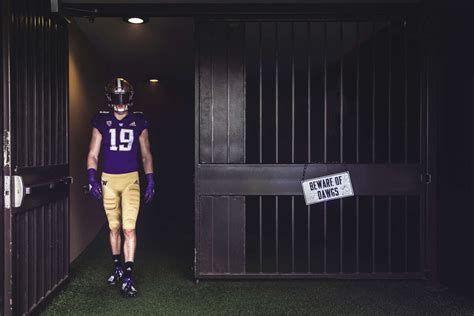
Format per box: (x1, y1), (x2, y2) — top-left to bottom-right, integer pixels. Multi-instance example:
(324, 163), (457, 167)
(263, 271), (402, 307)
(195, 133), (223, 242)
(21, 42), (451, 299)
(423, 173), (432, 184)
(3, 176), (25, 209)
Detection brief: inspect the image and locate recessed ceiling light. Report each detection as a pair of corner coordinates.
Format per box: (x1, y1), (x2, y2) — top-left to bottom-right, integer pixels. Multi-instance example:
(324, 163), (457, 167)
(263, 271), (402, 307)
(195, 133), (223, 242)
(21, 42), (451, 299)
(149, 79), (159, 83)
(126, 17), (146, 24)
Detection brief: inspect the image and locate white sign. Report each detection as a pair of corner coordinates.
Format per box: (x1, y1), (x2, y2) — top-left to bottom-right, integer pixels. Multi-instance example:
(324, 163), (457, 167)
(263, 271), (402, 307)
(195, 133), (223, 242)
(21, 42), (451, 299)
(301, 172), (354, 205)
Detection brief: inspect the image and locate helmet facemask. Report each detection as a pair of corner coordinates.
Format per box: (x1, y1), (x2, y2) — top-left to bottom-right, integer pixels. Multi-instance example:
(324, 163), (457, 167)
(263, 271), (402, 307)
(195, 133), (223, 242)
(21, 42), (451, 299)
(105, 78), (134, 113)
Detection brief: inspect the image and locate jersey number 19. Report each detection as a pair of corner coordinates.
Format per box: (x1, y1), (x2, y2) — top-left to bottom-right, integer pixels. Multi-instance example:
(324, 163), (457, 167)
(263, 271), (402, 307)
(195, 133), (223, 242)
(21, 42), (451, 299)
(109, 128), (134, 151)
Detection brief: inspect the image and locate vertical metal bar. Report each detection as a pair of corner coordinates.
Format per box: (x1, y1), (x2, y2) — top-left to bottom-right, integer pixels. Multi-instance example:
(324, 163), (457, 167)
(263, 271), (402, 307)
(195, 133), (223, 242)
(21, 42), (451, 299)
(388, 197), (392, 273)
(24, 213), (29, 313)
(372, 21), (376, 163)
(24, 5), (30, 167)
(211, 197), (214, 272)
(210, 23), (215, 163)
(275, 22), (279, 163)
(404, 196), (408, 273)
(275, 196), (279, 272)
(388, 21), (392, 163)
(243, 22), (247, 163)
(32, 208), (37, 304)
(356, 196), (360, 273)
(2, 0), (14, 312)
(403, 20), (408, 273)
(340, 199), (343, 273)
(46, 203), (51, 292)
(324, 201), (327, 273)
(356, 22), (360, 163)
(47, 18), (52, 165)
(355, 21), (360, 274)
(227, 198), (230, 272)
(54, 24), (59, 166)
(372, 197), (376, 273)
(371, 22), (377, 274)
(323, 22), (328, 163)
(259, 196), (262, 272)
(258, 22), (263, 272)
(307, 204), (311, 273)
(387, 21), (393, 274)
(404, 21), (408, 163)
(340, 21), (344, 163)
(32, 6), (37, 167)
(291, 22), (295, 164)
(39, 7), (45, 167)
(307, 21), (311, 163)
(420, 40), (427, 275)
(259, 22), (262, 164)
(307, 21), (311, 273)
(226, 24), (230, 164)
(291, 22), (295, 273)
(292, 196), (295, 272)
(40, 205), (45, 300)
(339, 22), (344, 273)
(419, 32), (423, 166)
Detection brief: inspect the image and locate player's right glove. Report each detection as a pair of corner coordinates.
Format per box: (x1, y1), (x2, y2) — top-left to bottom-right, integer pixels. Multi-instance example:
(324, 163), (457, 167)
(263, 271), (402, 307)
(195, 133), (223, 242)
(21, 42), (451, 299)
(144, 173), (155, 204)
(87, 168), (102, 200)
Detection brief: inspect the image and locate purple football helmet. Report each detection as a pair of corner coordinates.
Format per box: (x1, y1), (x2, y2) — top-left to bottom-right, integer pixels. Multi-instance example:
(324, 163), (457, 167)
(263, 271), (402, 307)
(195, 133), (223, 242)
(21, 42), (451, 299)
(105, 78), (134, 113)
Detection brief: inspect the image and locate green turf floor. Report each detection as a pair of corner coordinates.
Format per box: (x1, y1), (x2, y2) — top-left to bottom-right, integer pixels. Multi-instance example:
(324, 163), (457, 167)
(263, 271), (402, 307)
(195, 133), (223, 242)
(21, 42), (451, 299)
(41, 223), (472, 315)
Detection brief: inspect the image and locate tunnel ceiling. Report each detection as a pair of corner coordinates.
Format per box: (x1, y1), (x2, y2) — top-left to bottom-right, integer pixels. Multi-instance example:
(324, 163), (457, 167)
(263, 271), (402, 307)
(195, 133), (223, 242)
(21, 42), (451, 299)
(74, 17), (194, 82)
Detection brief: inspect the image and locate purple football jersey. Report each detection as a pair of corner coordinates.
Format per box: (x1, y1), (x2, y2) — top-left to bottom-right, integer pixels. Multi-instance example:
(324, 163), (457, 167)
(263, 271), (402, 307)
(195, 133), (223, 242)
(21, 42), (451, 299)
(92, 111), (149, 174)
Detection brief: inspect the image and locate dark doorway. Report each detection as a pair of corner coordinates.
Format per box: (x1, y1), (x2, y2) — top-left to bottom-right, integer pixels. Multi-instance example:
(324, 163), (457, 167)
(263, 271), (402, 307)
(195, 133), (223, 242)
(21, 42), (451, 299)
(69, 15), (196, 274)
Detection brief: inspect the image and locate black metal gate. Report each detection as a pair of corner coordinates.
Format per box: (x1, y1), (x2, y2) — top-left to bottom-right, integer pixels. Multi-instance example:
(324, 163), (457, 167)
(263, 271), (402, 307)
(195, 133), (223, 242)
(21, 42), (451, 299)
(195, 14), (435, 280)
(2, 0), (70, 314)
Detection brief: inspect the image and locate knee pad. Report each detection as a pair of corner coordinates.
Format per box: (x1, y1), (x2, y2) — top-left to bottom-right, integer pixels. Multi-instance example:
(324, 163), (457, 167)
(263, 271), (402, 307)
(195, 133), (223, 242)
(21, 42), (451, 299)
(108, 220), (121, 231)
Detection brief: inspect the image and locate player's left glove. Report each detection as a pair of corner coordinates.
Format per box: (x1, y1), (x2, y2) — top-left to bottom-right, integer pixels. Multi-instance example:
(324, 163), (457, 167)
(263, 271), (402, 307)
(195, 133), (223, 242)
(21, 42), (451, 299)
(144, 173), (155, 204)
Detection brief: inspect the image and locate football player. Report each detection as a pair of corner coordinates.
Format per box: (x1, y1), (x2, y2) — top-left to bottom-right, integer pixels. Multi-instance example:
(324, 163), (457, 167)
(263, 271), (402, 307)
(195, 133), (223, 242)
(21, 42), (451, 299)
(86, 78), (155, 297)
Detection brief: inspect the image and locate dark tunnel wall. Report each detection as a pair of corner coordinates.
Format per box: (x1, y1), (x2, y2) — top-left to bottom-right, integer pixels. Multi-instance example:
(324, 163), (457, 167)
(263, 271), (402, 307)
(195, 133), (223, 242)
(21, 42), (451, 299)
(433, 3), (474, 295)
(68, 21), (112, 262)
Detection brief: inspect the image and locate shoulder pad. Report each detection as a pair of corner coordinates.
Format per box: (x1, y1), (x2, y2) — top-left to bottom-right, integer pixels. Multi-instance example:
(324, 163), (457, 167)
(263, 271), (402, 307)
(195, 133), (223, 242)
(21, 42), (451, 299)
(99, 111), (110, 114)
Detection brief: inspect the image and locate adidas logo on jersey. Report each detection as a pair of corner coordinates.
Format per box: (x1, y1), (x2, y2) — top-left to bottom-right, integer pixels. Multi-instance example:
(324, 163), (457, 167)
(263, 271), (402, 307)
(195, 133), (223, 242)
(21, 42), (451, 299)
(130, 121), (136, 127)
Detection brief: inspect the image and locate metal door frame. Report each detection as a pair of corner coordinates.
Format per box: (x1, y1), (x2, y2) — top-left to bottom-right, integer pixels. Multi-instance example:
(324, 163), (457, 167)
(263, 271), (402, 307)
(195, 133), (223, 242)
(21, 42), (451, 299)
(2, 0), (13, 312)
(2, 0), (71, 314)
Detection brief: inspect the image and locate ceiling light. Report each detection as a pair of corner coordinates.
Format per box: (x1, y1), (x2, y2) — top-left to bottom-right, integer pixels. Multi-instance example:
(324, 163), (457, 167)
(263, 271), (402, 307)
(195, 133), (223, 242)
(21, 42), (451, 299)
(126, 17), (148, 24)
(149, 79), (159, 83)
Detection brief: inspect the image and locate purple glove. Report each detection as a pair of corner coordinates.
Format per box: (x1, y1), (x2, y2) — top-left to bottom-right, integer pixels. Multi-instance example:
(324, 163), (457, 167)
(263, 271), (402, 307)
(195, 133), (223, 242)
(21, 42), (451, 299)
(144, 173), (155, 204)
(87, 168), (102, 200)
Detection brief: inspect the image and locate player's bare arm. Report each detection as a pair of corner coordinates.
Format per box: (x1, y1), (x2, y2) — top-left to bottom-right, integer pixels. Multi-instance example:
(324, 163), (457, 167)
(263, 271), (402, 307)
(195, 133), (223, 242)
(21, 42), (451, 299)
(87, 127), (102, 170)
(139, 129), (153, 174)
(139, 129), (155, 204)
(87, 128), (103, 200)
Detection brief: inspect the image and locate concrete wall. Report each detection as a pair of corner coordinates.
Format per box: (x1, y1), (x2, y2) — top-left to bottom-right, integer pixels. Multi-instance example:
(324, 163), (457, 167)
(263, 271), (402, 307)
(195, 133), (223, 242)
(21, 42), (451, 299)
(68, 22), (111, 262)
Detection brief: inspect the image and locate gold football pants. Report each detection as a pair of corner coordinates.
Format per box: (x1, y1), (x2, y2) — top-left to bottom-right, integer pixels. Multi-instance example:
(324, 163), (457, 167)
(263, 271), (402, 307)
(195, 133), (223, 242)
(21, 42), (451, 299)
(101, 171), (140, 231)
